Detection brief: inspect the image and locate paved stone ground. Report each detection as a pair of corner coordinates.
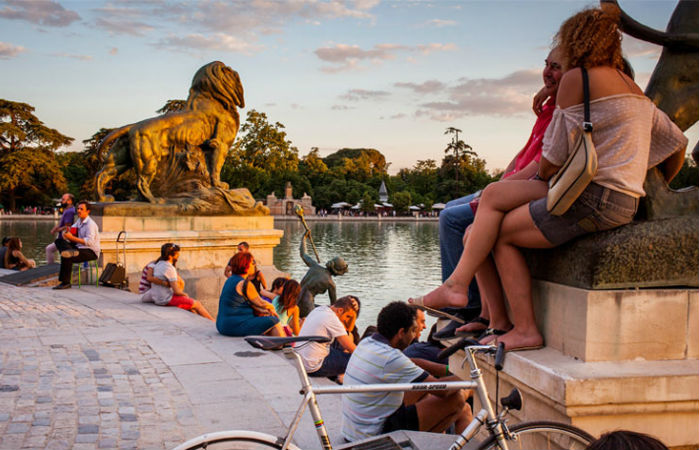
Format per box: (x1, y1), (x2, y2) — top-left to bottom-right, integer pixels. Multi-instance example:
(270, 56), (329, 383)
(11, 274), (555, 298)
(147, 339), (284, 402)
(0, 282), (342, 450)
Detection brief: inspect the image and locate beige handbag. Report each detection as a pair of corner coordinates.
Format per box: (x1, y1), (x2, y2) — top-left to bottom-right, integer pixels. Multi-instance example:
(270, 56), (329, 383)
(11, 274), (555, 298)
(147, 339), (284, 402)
(546, 67), (598, 216)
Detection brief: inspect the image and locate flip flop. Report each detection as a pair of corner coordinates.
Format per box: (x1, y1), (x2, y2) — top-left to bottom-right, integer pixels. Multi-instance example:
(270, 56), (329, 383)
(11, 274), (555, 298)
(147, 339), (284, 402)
(491, 336), (544, 352)
(454, 316), (489, 337)
(475, 327), (512, 341)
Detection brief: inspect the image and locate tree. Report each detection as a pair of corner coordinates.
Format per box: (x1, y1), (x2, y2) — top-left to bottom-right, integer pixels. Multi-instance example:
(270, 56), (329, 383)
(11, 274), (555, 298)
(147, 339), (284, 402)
(157, 99), (187, 114)
(360, 191), (375, 214)
(0, 99), (73, 210)
(391, 191), (412, 214)
(444, 127), (475, 186)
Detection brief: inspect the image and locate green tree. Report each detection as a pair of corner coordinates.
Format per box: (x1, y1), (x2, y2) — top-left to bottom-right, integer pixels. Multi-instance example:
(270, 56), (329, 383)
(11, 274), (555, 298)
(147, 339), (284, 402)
(0, 99), (73, 210)
(391, 191), (412, 214)
(223, 110), (301, 197)
(444, 127), (475, 186)
(156, 99), (187, 114)
(360, 191), (375, 214)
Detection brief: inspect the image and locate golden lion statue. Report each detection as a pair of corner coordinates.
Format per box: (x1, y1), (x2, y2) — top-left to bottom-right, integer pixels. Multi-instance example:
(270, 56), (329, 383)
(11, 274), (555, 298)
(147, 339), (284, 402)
(95, 61), (244, 204)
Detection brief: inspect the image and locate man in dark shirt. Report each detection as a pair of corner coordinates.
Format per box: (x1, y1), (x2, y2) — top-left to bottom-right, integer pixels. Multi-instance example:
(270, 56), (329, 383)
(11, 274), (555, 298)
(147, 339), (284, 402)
(45, 193), (76, 264)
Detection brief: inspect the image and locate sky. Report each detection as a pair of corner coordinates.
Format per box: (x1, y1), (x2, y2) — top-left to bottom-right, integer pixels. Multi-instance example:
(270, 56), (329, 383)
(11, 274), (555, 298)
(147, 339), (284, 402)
(1, 0), (697, 175)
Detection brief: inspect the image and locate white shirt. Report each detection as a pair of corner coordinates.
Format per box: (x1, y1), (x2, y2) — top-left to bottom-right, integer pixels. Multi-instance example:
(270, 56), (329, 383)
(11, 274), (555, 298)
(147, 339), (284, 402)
(141, 261), (177, 306)
(75, 215), (100, 256)
(295, 306), (347, 373)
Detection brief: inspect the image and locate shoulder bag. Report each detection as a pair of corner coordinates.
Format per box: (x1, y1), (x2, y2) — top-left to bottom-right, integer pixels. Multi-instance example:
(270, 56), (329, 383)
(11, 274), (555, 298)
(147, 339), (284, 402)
(546, 67), (598, 216)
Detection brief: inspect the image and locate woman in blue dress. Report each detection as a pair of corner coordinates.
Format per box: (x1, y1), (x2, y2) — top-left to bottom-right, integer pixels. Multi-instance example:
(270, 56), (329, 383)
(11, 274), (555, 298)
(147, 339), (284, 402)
(217, 252), (282, 337)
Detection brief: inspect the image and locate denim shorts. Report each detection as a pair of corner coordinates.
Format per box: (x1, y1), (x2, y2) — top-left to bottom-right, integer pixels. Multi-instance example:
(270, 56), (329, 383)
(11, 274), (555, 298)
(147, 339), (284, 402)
(530, 183), (639, 246)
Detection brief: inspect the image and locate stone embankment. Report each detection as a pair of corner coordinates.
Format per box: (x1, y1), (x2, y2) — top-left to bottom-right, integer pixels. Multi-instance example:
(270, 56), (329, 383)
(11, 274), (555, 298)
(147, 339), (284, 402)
(0, 281), (342, 450)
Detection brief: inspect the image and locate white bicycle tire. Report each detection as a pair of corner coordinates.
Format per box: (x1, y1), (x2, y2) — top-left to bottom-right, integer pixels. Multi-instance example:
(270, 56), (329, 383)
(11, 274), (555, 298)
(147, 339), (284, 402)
(172, 430), (302, 450)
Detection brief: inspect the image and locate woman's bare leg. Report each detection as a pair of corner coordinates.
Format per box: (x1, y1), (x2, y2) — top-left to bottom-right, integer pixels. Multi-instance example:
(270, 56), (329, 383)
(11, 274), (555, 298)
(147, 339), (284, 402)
(484, 204), (553, 350)
(474, 256), (511, 331)
(191, 301), (214, 321)
(411, 180), (547, 308)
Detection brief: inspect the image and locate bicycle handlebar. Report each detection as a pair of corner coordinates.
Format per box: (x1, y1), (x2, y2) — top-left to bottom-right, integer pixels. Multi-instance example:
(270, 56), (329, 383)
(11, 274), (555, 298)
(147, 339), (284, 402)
(437, 340), (507, 371)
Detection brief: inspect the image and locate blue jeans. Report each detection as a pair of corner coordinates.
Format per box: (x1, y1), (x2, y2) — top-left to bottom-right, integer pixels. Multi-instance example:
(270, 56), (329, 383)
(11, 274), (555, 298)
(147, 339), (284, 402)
(309, 343), (351, 377)
(439, 193), (481, 309)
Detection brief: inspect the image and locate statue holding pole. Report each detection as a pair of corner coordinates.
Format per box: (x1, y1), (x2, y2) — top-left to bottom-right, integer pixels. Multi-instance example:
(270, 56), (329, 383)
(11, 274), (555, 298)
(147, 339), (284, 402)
(296, 207), (348, 317)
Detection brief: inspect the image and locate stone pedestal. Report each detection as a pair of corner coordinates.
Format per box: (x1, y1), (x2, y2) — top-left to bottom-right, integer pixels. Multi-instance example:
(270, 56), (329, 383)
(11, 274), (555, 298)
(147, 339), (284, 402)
(92, 203), (284, 316)
(449, 281), (699, 449)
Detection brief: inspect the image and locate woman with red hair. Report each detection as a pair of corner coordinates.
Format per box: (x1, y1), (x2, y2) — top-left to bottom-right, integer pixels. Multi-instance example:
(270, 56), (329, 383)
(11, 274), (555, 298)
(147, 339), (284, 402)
(217, 252), (283, 337)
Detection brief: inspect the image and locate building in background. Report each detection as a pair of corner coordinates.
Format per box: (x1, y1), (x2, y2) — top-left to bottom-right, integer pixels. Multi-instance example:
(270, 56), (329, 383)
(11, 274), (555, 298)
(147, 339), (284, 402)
(265, 182), (315, 216)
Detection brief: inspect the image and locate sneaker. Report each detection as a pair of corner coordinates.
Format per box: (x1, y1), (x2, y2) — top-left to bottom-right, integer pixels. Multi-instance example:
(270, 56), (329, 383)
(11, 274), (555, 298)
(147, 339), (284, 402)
(60, 249), (79, 258)
(52, 283), (71, 290)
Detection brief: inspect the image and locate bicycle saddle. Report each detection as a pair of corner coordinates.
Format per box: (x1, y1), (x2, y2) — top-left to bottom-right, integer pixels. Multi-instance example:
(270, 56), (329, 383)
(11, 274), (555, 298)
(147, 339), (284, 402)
(245, 335), (331, 350)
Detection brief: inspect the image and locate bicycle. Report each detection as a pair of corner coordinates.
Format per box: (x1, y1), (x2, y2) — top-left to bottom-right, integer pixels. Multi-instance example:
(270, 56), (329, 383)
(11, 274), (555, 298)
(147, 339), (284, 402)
(173, 335), (594, 450)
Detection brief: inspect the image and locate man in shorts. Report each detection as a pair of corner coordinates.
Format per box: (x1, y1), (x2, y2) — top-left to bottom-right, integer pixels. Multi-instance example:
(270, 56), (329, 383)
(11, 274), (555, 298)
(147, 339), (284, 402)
(341, 302), (471, 442)
(295, 296), (358, 381)
(141, 244), (214, 321)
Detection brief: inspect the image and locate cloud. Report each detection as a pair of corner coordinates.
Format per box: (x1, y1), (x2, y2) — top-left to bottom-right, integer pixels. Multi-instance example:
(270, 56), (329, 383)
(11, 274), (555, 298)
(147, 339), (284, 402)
(394, 80), (445, 94)
(415, 69), (542, 120)
(315, 42), (456, 72)
(50, 51), (92, 61)
(0, 0), (80, 27)
(92, 0), (378, 39)
(0, 41), (25, 59)
(422, 19), (457, 28)
(340, 89), (390, 101)
(622, 35), (662, 59)
(154, 33), (261, 55)
(91, 3), (157, 36)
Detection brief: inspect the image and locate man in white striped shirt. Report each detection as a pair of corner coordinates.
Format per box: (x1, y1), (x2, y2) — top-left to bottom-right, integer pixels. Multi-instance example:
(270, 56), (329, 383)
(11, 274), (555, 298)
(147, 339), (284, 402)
(341, 302), (472, 442)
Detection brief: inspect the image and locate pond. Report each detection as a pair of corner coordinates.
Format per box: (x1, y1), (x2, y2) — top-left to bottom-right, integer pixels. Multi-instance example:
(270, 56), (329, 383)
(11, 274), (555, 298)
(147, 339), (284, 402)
(0, 219), (443, 330)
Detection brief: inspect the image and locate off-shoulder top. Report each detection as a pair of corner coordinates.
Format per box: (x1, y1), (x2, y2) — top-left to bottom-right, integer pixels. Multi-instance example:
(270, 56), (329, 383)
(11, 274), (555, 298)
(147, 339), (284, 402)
(542, 94), (687, 197)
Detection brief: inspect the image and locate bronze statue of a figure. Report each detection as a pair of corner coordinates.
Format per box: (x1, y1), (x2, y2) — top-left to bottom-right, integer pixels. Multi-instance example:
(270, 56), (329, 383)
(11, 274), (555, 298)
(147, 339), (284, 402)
(93, 61), (267, 215)
(298, 230), (348, 318)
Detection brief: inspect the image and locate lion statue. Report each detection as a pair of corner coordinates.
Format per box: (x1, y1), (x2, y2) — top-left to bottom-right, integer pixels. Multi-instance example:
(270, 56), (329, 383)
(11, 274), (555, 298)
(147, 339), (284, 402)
(94, 61), (244, 204)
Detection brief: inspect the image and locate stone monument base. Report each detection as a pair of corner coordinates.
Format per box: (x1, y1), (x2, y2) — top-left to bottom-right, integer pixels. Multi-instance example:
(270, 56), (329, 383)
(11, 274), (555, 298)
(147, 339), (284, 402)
(525, 215), (698, 289)
(449, 281), (699, 449)
(92, 203), (284, 316)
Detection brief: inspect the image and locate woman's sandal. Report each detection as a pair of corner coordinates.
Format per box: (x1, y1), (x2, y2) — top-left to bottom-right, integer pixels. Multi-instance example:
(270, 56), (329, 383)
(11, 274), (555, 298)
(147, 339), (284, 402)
(454, 316), (489, 338)
(476, 327), (512, 341)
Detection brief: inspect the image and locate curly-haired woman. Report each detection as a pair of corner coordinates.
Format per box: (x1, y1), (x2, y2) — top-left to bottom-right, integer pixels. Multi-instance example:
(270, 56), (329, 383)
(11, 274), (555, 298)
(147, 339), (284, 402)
(411, 7), (687, 351)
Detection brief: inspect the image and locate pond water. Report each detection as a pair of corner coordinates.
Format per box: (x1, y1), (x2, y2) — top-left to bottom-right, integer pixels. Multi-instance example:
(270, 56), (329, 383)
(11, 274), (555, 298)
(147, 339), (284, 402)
(273, 220), (442, 330)
(1, 219), (443, 330)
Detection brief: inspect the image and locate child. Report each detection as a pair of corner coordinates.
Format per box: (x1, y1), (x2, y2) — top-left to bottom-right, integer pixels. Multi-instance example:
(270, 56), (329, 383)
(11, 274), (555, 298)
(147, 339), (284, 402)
(272, 279), (301, 336)
(260, 276), (287, 303)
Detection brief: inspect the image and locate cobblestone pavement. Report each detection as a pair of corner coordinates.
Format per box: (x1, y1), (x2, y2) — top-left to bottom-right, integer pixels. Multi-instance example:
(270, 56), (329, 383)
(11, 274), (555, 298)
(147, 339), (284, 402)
(0, 284), (342, 450)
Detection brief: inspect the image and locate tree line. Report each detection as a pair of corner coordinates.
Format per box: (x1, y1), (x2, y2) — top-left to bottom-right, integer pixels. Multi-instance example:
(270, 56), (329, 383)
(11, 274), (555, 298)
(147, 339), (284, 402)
(1, 98), (697, 214)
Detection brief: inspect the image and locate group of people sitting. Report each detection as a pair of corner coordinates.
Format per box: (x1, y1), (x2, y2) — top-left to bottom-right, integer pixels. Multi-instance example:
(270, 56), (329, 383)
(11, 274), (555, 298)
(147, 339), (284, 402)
(1, 194), (101, 291)
(410, 6), (687, 352)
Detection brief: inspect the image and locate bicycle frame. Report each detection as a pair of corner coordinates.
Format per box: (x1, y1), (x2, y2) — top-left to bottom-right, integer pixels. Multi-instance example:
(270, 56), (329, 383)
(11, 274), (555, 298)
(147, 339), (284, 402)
(279, 345), (510, 450)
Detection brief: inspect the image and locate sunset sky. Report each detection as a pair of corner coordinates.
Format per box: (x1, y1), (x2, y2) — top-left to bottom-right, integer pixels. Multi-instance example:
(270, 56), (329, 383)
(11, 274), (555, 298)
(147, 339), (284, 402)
(1, 0), (696, 174)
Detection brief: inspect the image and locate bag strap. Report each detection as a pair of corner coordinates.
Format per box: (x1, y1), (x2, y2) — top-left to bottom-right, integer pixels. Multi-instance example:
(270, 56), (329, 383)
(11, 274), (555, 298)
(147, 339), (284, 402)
(582, 67), (592, 132)
(241, 278), (251, 303)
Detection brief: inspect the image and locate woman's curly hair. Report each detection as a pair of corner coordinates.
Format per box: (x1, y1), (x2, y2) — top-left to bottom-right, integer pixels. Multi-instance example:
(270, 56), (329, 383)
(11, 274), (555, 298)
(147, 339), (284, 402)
(555, 7), (623, 70)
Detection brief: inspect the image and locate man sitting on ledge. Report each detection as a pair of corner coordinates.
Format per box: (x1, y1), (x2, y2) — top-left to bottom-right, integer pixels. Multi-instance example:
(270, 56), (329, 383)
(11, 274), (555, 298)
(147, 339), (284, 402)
(341, 301), (471, 442)
(53, 201), (100, 290)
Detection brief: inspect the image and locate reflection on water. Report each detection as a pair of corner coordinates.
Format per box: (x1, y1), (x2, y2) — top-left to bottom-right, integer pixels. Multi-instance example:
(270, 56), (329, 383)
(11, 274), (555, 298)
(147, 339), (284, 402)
(273, 221), (441, 330)
(1, 219), (443, 330)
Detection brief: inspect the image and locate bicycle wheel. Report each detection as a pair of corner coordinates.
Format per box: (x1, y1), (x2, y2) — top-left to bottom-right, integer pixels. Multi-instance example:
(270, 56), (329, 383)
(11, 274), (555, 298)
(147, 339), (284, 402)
(478, 421), (595, 450)
(172, 430), (302, 450)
